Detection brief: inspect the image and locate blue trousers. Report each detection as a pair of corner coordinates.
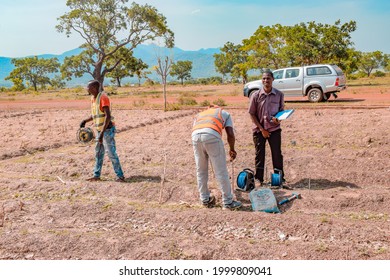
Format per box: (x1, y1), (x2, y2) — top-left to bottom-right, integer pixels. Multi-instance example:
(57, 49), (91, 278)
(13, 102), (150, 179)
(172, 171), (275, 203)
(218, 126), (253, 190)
(93, 126), (124, 179)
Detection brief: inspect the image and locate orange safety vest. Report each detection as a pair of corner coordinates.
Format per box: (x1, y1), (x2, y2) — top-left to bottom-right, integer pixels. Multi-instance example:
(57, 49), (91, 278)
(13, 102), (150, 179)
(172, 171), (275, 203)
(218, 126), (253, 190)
(91, 92), (114, 132)
(192, 107), (224, 135)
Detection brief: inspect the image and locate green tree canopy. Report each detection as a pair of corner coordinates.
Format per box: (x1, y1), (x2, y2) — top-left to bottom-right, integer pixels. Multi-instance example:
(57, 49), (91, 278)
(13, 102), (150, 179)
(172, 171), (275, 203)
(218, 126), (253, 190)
(5, 56), (60, 91)
(170, 60), (193, 85)
(57, 0), (174, 88)
(242, 20), (356, 70)
(358, 51), (389, 77)
(105, 48), (148, 87)
(214, 42), (248, 83)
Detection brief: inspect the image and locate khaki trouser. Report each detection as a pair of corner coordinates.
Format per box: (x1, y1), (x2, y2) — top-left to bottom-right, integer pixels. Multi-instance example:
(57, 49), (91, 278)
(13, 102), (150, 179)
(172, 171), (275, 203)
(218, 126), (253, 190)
(192, 133), (233, 205)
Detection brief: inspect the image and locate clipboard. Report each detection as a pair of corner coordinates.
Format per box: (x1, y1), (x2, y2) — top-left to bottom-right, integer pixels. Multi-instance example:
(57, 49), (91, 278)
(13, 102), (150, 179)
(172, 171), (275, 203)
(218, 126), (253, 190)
(274, 109), (295, 120)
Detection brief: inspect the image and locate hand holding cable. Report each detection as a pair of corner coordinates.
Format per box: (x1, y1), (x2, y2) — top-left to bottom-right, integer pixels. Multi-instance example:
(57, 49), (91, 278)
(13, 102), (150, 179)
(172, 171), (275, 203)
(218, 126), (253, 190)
(80, 120), (87, 128)
(229, 150), (237, 161)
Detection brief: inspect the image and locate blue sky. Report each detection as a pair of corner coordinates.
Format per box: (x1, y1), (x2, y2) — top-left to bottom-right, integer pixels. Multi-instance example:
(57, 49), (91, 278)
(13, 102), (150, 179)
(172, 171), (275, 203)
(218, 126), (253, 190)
(0, 0), (389, 57)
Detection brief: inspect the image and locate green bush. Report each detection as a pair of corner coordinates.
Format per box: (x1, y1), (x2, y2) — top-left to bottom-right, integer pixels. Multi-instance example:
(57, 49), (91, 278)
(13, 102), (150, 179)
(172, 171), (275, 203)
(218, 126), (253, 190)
(143, 78), (155, 86)
(373, 71), (386, 77)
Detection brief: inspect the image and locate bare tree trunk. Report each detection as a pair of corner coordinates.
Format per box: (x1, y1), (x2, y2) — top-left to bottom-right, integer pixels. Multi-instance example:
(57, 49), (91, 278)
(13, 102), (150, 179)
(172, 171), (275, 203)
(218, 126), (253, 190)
(154, 55), (172, 111)
(163, 79), (167, 111)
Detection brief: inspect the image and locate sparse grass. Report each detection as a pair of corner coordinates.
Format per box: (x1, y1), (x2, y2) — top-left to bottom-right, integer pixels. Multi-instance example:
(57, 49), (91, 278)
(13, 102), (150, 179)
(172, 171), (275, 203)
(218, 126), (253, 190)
(133, 99), (146, 107)
(166, 241), (184, 259)
(376, 247), (387, 254)
(348, 212), (388, 221)
(316, 242), (329, 252)
(320, 215), (331, 224)
(102, 203), (113, 211)
(48, 229), (70, 236)
(180, 92), (199, 98)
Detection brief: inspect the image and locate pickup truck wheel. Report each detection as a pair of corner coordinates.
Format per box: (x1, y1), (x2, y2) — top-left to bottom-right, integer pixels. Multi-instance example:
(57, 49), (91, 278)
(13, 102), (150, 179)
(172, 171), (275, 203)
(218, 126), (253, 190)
(307, 88), (323, 102)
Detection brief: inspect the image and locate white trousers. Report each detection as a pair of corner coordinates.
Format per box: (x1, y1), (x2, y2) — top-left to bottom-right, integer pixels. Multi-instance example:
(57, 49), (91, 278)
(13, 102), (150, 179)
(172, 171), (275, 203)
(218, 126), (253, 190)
(192, 133), (233, 205)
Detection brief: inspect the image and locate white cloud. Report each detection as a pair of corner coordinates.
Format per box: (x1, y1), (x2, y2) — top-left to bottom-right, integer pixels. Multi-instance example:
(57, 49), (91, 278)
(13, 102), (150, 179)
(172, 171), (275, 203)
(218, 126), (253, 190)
(191, 9), (201, 15)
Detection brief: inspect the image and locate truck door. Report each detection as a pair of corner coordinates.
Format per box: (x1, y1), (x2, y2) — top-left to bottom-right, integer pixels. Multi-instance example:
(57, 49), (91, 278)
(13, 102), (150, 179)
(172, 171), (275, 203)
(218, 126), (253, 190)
(282, 68), (302, 96)
(272, 69), (285, 91)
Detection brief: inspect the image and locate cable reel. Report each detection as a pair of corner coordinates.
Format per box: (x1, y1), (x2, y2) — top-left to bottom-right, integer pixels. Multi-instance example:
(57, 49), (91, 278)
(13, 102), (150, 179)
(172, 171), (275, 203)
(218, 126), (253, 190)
(270, 169), (283, 188)
(236, 168), (255, 192)
(76, 127), (95, 144)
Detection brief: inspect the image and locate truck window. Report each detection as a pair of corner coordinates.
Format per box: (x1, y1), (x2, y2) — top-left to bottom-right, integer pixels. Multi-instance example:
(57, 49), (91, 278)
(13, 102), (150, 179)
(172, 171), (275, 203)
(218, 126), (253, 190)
(273, 70), (284, 80)
(331, 65), (344, 75)
(306, 66), (332, 76)
(286, 69), (299, 78)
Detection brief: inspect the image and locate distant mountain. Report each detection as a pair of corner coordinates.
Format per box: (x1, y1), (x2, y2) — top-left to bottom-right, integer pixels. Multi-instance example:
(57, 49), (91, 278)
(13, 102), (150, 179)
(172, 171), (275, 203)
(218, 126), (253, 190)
(0, 44), (221, 87)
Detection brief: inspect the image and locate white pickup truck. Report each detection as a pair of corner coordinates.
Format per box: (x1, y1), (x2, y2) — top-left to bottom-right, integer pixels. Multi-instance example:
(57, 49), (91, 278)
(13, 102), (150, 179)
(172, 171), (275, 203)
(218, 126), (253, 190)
(243, 64), (347, 102)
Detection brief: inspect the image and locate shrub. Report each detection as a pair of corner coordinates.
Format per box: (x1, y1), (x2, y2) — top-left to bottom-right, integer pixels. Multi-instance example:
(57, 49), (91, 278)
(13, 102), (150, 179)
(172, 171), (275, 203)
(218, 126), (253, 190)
(165, 103), (181, 111)
(178, 96), (197, 106)
(105, 86), (118, 95)
(213, 98), (227, 107)
(200, 100), (211, 107)
(143, 78), (155, 86)
(373, 71), (386, 77)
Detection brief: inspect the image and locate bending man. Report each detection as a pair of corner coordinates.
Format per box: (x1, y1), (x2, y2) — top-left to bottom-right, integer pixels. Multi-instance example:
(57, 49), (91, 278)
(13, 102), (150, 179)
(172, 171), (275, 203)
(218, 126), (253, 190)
(192, 105), (242, 210)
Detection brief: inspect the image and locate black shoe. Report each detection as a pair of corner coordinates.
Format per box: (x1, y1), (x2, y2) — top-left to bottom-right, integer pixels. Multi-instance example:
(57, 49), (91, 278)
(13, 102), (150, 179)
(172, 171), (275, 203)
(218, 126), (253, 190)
(202, 195), (216, 208)
(222, 200), (242, 210)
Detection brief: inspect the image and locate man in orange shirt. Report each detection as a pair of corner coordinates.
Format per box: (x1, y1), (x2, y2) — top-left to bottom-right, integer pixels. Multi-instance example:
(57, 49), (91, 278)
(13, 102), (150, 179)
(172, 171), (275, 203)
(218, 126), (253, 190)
(80, 80), (125, 182)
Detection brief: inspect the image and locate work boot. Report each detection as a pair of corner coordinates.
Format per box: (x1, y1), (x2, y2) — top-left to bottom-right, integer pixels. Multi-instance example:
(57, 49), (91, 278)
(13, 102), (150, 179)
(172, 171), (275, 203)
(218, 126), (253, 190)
(115, 177), (126, 182)
(201, 195), (216, 208)
(222, 200), (242, 210)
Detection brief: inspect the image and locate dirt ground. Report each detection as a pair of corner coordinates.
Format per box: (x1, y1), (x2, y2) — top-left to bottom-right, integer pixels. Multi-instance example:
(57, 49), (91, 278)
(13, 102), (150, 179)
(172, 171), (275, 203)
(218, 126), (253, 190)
(0, 84), (390, 260)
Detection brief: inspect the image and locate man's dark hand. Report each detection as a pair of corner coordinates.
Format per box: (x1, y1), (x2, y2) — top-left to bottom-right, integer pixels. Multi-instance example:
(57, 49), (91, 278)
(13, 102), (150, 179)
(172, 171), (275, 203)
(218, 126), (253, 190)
(261, 129), (270, 138)
(80, 120), (86, 128)
(229, 150), (237, 161)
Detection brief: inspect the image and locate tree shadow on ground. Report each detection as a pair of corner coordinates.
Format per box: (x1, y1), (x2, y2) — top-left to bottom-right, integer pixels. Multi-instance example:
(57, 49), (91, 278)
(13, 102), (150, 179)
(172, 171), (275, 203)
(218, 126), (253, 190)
(289, 178), (360, 190)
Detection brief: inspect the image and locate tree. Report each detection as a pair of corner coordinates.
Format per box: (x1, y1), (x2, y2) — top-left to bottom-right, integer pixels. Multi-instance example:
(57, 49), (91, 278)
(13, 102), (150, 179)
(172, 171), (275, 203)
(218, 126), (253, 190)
(338, 48), (361, 77)
(242, 24), (286, 70)
(105, 48), (148, 87)
(56, 0), (174, 89)
(358, 51), (388, 77)
(153, 56), (172, 111)
(5, 56), (60, 91)
(242, 20), (356, 70)
(134, 66), (150, 87)
(213, 53), (232, 82)
(170, 60), (192, 85)
(214, 42), (248, 83)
